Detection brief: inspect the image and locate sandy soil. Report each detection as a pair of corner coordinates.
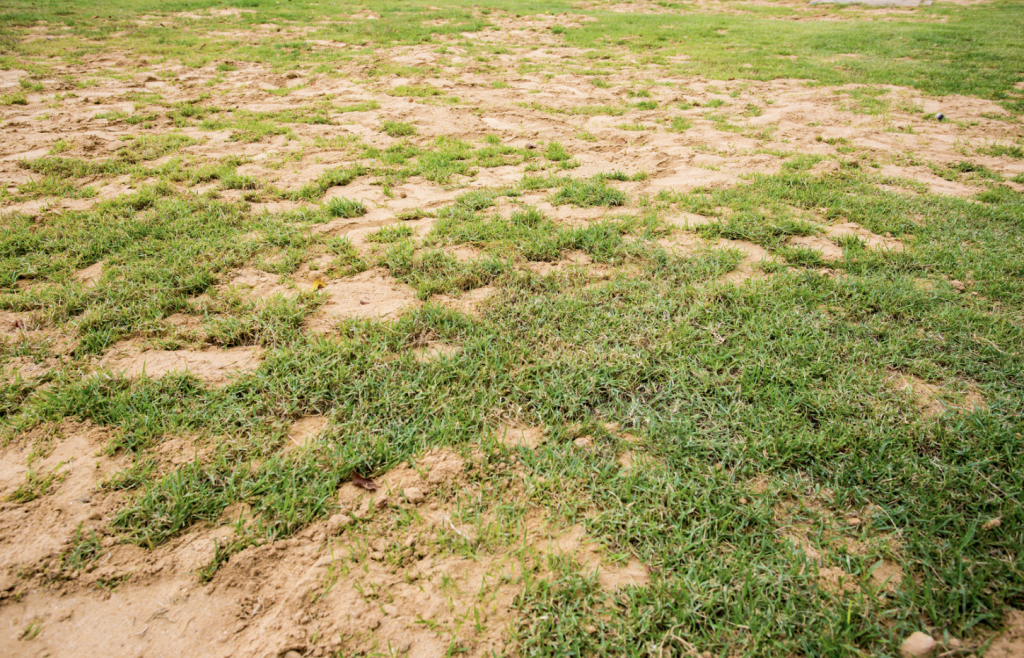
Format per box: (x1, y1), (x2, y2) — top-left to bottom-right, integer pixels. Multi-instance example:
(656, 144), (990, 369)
(0, 10), (1021, 657)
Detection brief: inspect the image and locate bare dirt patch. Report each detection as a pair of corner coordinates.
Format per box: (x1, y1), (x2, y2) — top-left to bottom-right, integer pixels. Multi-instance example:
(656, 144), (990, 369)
(0, 446), (646, 657)
(284, 416), (329, 451)
(495, 424), (545, 449)
(0, 421), (120, 584)
(303, 268), (420, 332)
(771, 481), (906, 600)
(889, 371), (986, 418)
(435, 286), (496, 317)
(98, 342), (264, 385)
(73, 261), (105, 288)
(411, 342), (462, 363)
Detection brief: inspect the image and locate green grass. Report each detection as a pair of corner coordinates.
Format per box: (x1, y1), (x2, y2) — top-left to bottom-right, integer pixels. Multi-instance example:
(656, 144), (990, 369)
(1, 1), (1024, 655)
(978, 142), (1024, 158)
(550, 177), (629, 207)
(388, 84), (444, 98)
(668, 116), (692, 132)
(325, 196), (367, 218)
(380, 120), (417, 137)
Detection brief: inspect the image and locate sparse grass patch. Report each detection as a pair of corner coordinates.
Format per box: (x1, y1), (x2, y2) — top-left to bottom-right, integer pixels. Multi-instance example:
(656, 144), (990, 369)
(325, 196), (367, 218)
(380, 120), (416, 137)
(2, 3), (1024, 656)
(550, 177), (628, 207)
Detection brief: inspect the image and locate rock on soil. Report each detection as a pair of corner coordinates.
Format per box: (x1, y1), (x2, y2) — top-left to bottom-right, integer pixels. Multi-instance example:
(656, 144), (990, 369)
(900, 631), (937, 658)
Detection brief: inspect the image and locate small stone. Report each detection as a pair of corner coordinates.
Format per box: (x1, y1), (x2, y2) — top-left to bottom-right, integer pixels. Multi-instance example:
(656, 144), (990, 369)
(399, 192), (407, 198)
(949, 280), (966, 292)
(373, 495), (389, 510)
(982, 517), (1002, 530)
(847, 517), (862, 526)
(399, 641), (412, 654)
(525, 143), (537, 149)
(935, 112), (945, 121)
(900, 631), (937, 658)
(403, 487), (425, 505)
(88, 511), (102, 520)
(738, 497), (748, 505)
(284, 651), (303, 658)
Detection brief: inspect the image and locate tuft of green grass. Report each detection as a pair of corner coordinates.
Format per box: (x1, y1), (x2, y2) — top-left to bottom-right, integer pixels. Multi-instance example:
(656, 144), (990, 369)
(366, 224), (414, 243)
(388, 84), (444, 98)
(381, 120), (417, 137)
(550, 177), (628, 207)
(545, 141), (571, 162)
(325, 196), (367, 218)
(1, 91), (27, 105)
(668, 116), (692, 132)
(977, 143), (1023, 159)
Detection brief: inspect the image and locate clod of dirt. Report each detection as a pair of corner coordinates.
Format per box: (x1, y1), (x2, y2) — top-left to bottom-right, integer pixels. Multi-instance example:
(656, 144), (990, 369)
(98, 343), (264, 386)
(403, 487), (425, 504)
(982, 517), (1002, 531)
(74, 261), (105, 287)
(285, 416), (328, 451)
(818, 566), (858, 594)
(326, 513), (353, 535)
(900, 631), (937, 658)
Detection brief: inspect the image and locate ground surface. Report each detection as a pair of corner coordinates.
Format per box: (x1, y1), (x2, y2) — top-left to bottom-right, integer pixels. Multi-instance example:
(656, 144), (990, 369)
(0, 0), (1023, 656)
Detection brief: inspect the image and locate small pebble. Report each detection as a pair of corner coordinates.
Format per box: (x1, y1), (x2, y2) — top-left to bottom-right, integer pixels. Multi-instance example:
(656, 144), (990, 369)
(935, 112), (945, 121)
(525, 143), (537, 149)
(901, 631), (937, 658)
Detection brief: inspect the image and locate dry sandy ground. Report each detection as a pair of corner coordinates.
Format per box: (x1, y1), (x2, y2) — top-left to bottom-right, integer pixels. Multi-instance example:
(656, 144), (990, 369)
(1, 8), (1023, 658)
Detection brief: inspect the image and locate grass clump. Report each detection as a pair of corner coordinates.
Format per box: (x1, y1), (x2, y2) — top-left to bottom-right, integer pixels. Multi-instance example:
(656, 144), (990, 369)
(325, 196), (367, 218)
(550, 177), (628, 207)
(381, 120), (417, 137)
